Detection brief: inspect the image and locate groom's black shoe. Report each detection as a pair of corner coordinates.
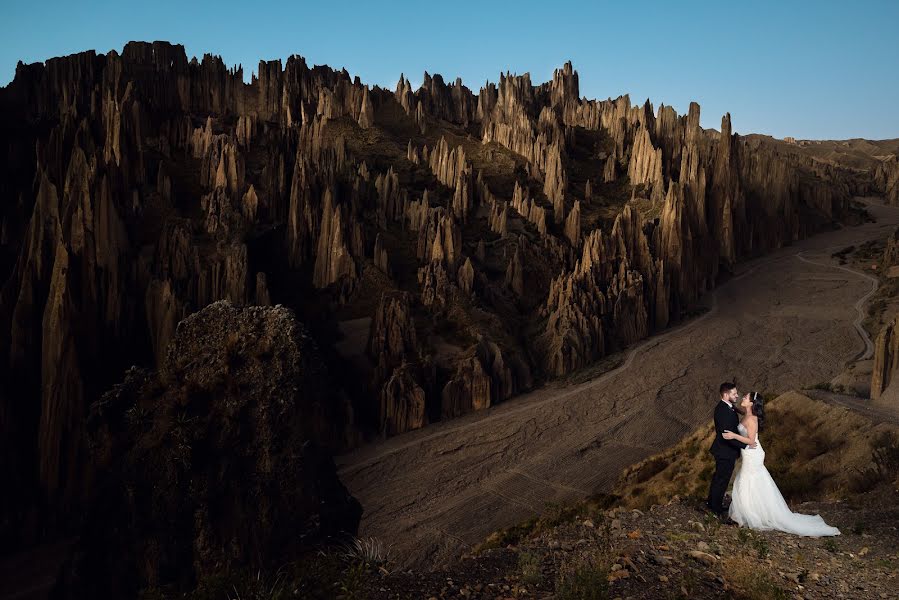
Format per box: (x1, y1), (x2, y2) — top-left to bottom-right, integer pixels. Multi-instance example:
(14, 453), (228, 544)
(718, 515), (738, 526)
(703, 501), (724, 516)
(703, 502), (736, 524)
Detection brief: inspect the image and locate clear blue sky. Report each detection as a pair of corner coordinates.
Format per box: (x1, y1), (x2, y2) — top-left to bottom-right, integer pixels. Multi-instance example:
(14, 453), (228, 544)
(2, 0), (898, 140)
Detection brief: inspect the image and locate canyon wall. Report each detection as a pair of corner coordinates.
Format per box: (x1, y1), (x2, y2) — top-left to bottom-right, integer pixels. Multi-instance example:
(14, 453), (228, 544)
(0, 44), (863, 548)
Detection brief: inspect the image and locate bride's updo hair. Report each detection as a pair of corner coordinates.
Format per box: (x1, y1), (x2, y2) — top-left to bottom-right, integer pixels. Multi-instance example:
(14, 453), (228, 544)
(750, 392), (765, 431)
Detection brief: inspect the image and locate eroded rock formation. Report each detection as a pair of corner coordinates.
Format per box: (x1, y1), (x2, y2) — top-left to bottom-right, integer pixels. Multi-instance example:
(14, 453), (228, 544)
(875, 156), (899, 206)
(872, 312), (899, 403)
(0, 43), (871, 561)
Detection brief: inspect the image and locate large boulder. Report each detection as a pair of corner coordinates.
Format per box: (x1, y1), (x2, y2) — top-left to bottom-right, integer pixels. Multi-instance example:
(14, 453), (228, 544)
(59, 301), (361, 596)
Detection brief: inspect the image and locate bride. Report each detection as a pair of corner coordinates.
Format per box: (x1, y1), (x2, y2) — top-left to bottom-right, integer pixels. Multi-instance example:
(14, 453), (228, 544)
(722, 392), (840, 536)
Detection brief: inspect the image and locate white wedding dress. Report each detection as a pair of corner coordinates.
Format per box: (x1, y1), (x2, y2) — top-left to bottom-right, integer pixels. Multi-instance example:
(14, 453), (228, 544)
(728, 423), (840, 536)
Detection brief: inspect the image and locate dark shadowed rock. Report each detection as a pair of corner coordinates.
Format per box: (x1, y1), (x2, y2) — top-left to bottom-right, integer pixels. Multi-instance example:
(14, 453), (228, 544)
(58, 301), (361, 597)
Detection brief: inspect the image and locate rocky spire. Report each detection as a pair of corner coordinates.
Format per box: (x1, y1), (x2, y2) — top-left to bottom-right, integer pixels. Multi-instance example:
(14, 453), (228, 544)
(564, 199), (581, 247)
(544, 140), (567, 223)
(872, 314), (899, 401)
(358, 86), (374, 129)
(627, 125), (664, 202)
(312, 187), (357, 290)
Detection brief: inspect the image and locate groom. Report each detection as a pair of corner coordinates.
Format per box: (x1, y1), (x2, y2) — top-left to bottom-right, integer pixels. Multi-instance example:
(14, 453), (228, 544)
(706, 382), (755, 516)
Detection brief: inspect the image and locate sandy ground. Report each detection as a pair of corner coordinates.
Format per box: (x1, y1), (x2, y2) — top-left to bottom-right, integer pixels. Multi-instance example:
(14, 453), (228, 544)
(335, 199), (899, 569)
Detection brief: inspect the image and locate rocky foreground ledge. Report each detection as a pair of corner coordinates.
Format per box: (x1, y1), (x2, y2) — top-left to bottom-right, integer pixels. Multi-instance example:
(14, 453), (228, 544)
(193, 392), (899, 600)
(207, 486), (898, 600)
(353, 491), (899, 600)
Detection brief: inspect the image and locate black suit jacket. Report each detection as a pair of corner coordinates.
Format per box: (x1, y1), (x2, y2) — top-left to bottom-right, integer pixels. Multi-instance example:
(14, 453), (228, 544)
(709, 400), (747, 460)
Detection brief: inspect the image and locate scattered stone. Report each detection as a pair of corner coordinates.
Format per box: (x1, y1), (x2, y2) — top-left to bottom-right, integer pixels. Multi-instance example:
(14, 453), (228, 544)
(686, 550), (717, 566)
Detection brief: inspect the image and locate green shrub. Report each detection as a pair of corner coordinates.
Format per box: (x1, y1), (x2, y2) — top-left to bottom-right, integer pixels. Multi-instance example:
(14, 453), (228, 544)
(555, 555), (609, 600)
(518, 551), (543, 585)
(338, 537), (392, 571)
(849, 431), (899, 492)
(335, 561), (369, 600)
(752, 537), (769, 559)
(188, 569), (287, 600)
(728, 557), (790, 600)
(735, 576), (789, 600)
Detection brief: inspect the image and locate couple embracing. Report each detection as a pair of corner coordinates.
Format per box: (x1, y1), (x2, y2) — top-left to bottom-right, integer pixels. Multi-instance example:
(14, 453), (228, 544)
(706, 382), (840, 536)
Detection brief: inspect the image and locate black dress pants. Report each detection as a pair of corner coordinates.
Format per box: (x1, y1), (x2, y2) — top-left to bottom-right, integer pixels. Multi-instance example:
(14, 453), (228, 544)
(706, 455), (736, 513)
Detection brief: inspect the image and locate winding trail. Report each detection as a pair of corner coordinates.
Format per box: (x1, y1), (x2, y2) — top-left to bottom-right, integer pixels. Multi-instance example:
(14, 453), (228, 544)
(337, 198), (899, 569)
(795, 249), (880, 362)
(804, 388), (899, 426)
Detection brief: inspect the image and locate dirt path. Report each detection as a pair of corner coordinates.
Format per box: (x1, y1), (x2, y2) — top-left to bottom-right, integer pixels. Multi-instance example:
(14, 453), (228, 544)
(803, 388), (899, 425)
(336, 199), (899, 569)
(795, 250), (880, 361)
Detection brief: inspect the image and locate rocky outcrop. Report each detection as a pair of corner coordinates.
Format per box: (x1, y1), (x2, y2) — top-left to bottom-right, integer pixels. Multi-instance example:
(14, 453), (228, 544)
(375, 166), (406, 227)
(544, 141), (567, 223)
(358, 86), (375, 129)
(489, 199), (510, 237)
(418, 259), (453, 309)
(409, 72), (478, 128)
(427, 137), (475, 223)
(368, 292), (433, 434)
(882, 227), (899, 271)
(875, 156), (899, 205)
(475, 336), (532, 404)
(511, 181), (548, 235)
(419, 208), (462, 269)
(871, 314), (899, 402)
(538, 205), (657, 375)
(379, 363), (429, 436)
(369, 291), (418, 380)
(505, 244), (525, 296)
(312, 187), (358, 291)
(627, 125), (664, 202)
(564, 199), (581, 247)
(59, 301), (360, 597)
(441, 355), (492, 418)
(457, 257), (475, 295)
(373, 232), (391, 275)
